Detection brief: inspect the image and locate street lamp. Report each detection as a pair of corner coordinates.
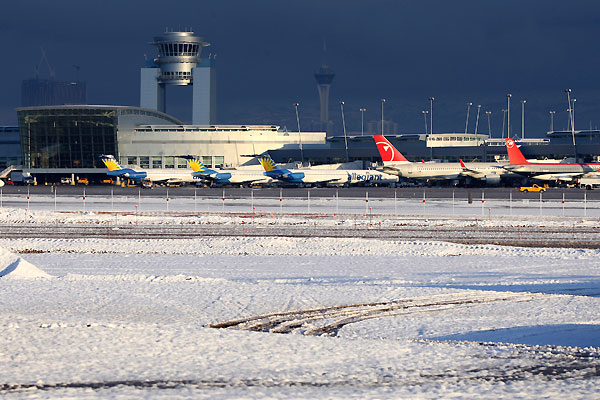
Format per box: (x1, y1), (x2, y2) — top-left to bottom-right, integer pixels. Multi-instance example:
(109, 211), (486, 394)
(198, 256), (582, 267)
(501, 109), (507, 139)
(485, 111), (492, 137)
(521, 100), (526, 140)
(465, 102), (473, 134)
(572, 98), (577, 131)
(506, 94), (512, 138)
(428, 97), (435, 134)
(340, 101), (349, 162)
(380, 98), (386, 135)
(421, 110), (429, 134)
(359, 108), (366, 136)
(474, 104), (482, 135)
(565, 89), (575, 146)
(549, 111), (555, 132)
(294, 103), (304, 164)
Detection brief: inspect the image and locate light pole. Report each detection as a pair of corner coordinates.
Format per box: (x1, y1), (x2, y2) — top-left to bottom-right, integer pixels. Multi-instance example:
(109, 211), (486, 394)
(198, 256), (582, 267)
(294, 103), (304, 164)
(565, 89), (575, 146)
(474, 104), (482, 135)
(521, 100), (526, 140)
(422, 110), (429, 134)
(465, 102), (473, 134)
(572, 98), (576, 131)
(429, 97), (435, 134)
(549, 111), (555, 132)
(359, 108), (366, 136)
(506, 94), (512, 138)
(380, 98), (386, 135)
(485, 111), (492, 137)
(340, 101), (349, 162)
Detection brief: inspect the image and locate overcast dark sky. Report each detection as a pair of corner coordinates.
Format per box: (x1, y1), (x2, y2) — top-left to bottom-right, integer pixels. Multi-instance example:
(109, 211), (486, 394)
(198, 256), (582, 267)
(2, 0), (600, 137)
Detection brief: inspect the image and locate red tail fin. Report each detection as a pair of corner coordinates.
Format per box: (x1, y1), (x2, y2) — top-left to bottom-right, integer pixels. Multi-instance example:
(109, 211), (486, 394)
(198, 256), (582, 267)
(459, 159), (466, 168)
(505, 138), (529, 164)
(373, 135), (409, 163)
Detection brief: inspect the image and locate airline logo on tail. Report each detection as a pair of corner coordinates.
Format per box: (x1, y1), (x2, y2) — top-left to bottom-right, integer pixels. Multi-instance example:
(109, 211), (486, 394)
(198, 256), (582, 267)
(372, 135), (410, 164)
(259, 155), (280, 172)
(100, 155), (123, 171)
(184, 156), (207, 173)
(504, 138), (529, 165)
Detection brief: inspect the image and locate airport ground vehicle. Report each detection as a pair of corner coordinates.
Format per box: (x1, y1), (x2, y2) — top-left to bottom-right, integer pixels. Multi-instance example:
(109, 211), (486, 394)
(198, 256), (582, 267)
(520, 184), (546, 192)
(10, 171), (34, 185)
(578, 177), (600, 190)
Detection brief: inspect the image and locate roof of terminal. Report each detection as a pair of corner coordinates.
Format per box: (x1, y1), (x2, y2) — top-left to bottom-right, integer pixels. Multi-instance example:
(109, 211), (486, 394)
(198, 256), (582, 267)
(16, 105), (183, 125)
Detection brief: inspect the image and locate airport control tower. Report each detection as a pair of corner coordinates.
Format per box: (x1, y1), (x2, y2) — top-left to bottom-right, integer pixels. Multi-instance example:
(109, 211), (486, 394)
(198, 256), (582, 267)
(314, 65), (335, 132)
(140, 30), (216, 124)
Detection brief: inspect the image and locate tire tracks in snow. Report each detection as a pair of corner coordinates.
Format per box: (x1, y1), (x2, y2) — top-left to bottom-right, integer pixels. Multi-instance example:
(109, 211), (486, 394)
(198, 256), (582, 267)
(210, 292), (545, 336)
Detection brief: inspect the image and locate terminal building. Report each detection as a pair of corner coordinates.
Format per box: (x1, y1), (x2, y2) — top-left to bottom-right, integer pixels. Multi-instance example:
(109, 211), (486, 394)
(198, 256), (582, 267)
(4, 29), (600, 184)
(7, 103), (600, 184)
(14, 105), (324, 183)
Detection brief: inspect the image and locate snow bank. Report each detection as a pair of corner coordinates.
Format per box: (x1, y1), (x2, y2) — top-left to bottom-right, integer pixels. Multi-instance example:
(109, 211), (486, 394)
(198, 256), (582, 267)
(0, 247), (52, 279)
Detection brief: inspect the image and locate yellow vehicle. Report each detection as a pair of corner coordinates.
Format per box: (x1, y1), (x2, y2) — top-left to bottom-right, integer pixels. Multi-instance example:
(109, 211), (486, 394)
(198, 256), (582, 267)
(520, 184), (546, 193)
(77, 178), (89, 185)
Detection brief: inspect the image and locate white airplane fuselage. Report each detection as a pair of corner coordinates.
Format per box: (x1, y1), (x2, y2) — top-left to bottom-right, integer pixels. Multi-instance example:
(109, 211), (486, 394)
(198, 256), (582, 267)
(382, 162), (508, 182)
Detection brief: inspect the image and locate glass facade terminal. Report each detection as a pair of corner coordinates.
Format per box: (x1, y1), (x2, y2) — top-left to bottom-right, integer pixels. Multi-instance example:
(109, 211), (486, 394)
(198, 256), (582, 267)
(16, 106), (181, 169)
(18, 107), (118, 168)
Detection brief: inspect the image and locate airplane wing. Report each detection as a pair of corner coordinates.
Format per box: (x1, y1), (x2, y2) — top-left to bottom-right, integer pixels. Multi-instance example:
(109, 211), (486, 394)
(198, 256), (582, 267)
(313, 178), (344, 185)
(529, 173), (584, 182)
(458, 159), (486, 179)
(149, 178), (185, 185)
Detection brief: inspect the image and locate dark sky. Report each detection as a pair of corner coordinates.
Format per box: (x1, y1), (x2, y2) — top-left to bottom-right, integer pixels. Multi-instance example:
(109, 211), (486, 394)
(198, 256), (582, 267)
(2, 0), (600, 137)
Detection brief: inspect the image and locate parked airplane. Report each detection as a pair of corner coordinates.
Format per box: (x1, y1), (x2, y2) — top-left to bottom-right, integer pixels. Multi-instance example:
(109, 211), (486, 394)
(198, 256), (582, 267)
(258, 154), (397, 187)
(179, 156), (273, 187)
(503, 138), (600, 181)
(99, 155), (195, 186)
(373, 135), (507, 184)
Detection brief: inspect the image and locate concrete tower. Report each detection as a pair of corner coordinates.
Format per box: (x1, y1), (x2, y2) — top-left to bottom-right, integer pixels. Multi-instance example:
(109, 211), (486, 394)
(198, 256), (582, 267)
(140, 30), (216, 124)
(314, 65), (335, 132)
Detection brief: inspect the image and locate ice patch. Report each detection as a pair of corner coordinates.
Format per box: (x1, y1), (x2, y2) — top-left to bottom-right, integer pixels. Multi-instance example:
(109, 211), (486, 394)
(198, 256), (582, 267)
(0, 247), (52, 279)
(435, 324), (600, 348)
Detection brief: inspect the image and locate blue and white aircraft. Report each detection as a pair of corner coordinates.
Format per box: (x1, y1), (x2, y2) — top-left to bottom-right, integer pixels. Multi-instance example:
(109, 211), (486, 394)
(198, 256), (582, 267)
(99, 155), (195, 186)
(180, 156), (273, 187)
(258, 154), (397, 187)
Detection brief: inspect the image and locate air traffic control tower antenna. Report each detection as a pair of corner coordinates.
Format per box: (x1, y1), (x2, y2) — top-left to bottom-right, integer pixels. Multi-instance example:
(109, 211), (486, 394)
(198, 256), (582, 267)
(140, 30), (216, 124)
(315, 65), (335, 132)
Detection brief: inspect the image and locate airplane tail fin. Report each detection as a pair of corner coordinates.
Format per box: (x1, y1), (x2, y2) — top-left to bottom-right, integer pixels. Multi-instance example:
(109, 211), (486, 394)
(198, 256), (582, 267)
(99, 155), (123, 171)
(180, 155), (206, 172)
(505, 138), (529, 164)
(373, 135), (410, 164)
(258, 154), (281, 172)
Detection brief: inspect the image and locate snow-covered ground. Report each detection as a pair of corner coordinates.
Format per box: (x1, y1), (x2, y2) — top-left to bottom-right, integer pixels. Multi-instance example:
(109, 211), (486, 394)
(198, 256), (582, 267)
(1, 208), (599, 399)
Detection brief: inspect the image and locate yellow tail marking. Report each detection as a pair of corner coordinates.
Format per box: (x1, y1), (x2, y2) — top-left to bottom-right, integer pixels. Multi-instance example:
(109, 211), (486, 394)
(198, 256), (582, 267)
(187, 157), (205, 172)
(101, 158), (122, 171)
(259, 156), (278, 172)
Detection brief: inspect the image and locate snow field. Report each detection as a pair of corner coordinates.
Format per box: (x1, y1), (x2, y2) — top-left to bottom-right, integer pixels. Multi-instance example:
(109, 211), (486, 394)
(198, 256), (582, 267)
(0, 209), (599, 398)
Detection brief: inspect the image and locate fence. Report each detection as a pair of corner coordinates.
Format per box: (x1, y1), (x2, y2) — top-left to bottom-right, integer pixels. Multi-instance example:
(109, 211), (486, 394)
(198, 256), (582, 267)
(1, 187), (598, 218)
